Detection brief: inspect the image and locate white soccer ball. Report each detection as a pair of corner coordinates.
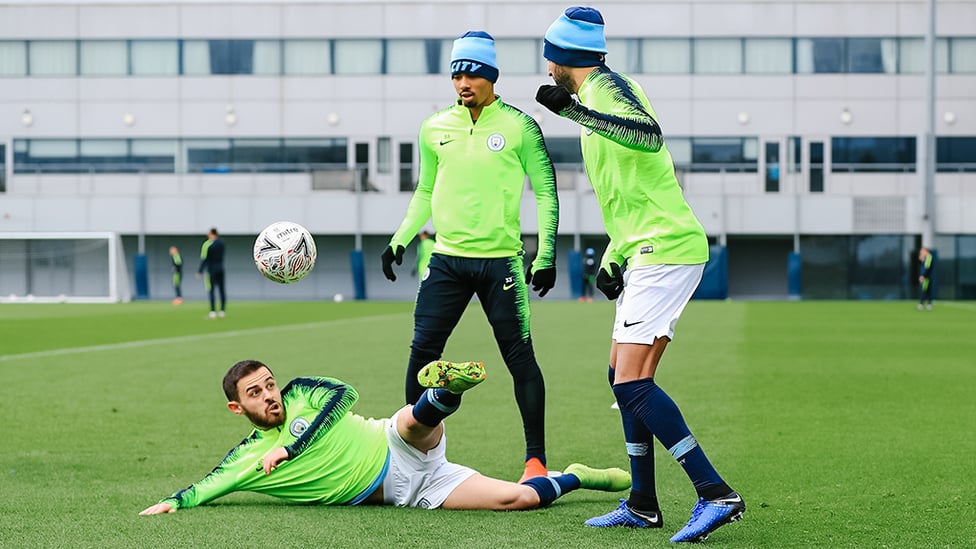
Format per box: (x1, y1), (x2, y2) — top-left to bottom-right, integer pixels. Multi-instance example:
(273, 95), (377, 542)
(253, 221), (317, 284)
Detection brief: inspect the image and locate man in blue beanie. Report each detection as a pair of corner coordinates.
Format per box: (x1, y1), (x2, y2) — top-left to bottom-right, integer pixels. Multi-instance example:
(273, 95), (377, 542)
(536, 6), (746, 543)
(383, 30), (560, 483)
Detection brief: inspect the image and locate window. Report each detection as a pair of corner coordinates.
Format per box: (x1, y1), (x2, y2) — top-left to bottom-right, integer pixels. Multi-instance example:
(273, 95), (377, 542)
(0, 143), (6, 192)
(847, 38), (896, 73)
(386, 39), (435, 74)
(80, 139), (131, 172)
(29, 41), (77, 76)
(334, 40), (382, 75)
(937, 137), (976, 172)
(796, 38), (844, 73)
(0, 41), (27, 76)
(495, 39), (540, 74)
(186, 139), (231, 172)
(377, 137), (391, 174)
(398, 142), (414, 191)
(832, 137), (916, 172)
(284, 40), (331, 75)
(809, 141), (825, 192)
(694, 39), (742, 73)
(605, 38), (639, 74)
(252, 41), (281, 75)
(14, 139), (79, 173)
(744, 38), (792, 73)
(850, 235), (911, 299)
(131, 40), (179, 76)
(233, 139), (284, 172)
(667, 137), (691, 170)
(641, 39), (691, 74)
(950, 38), (976, 73)
(130, 139), (177, 173)
(788, 136), (802, 173)
(765, 142), (780, 192)
(80, 41), (127, 76)
(899, 38), (949, 74)
(544, 137), (582, 165)
(282, 138), (346, 167)
(690, 137), (757, 172)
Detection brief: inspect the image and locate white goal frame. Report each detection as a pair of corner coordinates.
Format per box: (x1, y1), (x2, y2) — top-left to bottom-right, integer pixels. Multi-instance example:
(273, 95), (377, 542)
(0, 232), (131, 303)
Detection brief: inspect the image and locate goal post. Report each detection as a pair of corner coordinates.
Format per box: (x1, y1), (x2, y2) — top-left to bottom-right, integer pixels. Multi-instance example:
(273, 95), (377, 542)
(0, 232), (131, 303)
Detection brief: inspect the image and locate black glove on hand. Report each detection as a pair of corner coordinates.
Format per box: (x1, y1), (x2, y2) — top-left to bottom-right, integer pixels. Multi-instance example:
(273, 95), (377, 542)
(525, 266), (557, 298)
(381, 245), (405, 282)
(596, 263), (624, 300)
(535, 85), (574, 114)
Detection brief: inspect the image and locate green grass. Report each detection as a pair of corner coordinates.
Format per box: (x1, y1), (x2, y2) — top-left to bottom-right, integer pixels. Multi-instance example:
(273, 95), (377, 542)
(1, 300), (974, 548)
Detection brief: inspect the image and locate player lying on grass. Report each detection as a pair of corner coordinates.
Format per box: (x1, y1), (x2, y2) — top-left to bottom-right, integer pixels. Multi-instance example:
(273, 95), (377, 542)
(140, 359), (630, 515)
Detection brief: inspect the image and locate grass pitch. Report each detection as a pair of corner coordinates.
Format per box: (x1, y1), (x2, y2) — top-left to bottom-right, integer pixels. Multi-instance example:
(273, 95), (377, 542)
(1, 299), (973, 548)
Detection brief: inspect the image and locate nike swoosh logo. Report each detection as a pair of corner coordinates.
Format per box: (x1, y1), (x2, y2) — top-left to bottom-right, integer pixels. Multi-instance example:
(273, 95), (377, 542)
(502, 282), (516, 291)
(622, 320), (644, 328)
(439, 139), (455, 146)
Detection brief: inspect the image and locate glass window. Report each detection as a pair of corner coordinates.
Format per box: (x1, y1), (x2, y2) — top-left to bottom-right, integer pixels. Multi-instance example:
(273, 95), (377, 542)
(283, 40), (331, 75)
(690, 137), (757, 172)
(495, 39), (539, 74)
(850, 235), (909, 299)
(831, 137), (916, 172)
(765, 141), (780, 192)
(13, 139), (79, 173)
(282, 138), (347, 166)
(799, 235), (850, 299)
(232, 139), (283, 171)
(544, 137), (582, 165)
(950, 38), (976, 73)
(182, 40), (210, 75)
(207, 40), (256, 75)
(796, 38), (844, 73)
(386, 39), (432, 74)
(29, 41), (77, 76)
(0, 144), (6, 192)
(0, 42), (28, 76)
(252, 40), (281, 75)
(693, 39), (742, 73)
(131, 40), (179, 76)
(641, 39), (691, 74)
(666, 137), (691, 169)
(80, 41), (127, 76)
(936, 137), (976, 172)
(809, 141), (824, 192)
(334, 40), (382, 75)
(80, 139), (132, 172)
(377, 137), (391, 174)
(186, 139), (231, 172)
(744, 38), (792, 73)
(788, 136), (802, 173)
(437, 39), (454, 74)
(399, 141), (414, 191)
(899, 37), (949, 73)
(847, 38), (897, 73)
(131, 139), (177, 173)
(605, 38), (639, 74)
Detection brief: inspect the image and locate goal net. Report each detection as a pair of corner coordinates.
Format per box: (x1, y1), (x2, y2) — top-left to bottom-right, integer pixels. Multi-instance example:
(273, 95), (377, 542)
(0, 232), (131, 303)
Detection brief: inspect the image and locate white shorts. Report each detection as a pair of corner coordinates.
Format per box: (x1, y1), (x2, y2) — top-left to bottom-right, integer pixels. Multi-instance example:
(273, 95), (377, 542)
(381, 409), (478, 509)
(612, 263), (704, 345)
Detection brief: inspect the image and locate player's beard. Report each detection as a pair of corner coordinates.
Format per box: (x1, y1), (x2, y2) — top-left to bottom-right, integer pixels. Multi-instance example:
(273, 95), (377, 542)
(552, 70), (574, 95)
(244, 401), (286, 429)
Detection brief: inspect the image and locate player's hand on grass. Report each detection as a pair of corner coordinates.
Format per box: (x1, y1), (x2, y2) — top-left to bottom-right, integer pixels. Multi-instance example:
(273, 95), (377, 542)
(381, 245), (405, 282)
(139, 502), (175, 515)
(536, 85), (574, 114)
(263, 447), (289, 475)
(596, 263), (624, 300)
(525, 266), (557, 298)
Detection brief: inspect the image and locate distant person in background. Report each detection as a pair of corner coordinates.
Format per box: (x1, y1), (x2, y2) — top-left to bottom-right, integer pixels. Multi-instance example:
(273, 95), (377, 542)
(918, 247), (935, 311)
(580, 247), (597, 302)
(411, 231), (436, 281)
(197, 228), (226, 318)
(169, 246), (183, 306)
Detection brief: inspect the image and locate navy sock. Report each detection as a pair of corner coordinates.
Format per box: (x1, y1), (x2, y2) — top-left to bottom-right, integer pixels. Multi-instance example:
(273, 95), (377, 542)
(609, 366), (659, 511)
(411, 388), (462, 427)
(613, 378), (726, 498)
(522, 475), (581, 507)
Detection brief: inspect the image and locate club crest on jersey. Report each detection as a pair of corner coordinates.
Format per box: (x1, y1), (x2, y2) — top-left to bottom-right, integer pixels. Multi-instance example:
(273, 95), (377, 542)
(584, 128), (594, 136)
(487, 133), (506, 151)
(289, 417), (310, 437)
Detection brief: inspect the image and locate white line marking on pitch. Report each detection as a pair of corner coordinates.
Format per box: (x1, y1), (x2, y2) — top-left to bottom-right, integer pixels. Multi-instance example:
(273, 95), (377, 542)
(0, 313), (409, 362)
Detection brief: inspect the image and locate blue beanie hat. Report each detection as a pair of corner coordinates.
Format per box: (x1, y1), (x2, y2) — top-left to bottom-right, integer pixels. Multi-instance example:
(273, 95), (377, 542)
(450, 30), (499, 83)
(544, 6), (607, 67)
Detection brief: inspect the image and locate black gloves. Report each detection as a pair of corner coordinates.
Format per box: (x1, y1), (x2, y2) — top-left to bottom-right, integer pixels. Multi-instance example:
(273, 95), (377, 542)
(525, 266), (557, 298)
(381, 245), (405, 281)
(535, 85), (574, 114)
(596, 263), (624, 300)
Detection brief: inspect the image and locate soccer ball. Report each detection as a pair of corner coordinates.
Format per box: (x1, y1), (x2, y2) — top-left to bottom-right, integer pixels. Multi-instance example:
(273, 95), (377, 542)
(253, 221), (317, 284)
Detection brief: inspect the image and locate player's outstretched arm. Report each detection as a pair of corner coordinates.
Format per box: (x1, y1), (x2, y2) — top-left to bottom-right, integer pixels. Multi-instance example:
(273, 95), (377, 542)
(139, 502), (175, 515)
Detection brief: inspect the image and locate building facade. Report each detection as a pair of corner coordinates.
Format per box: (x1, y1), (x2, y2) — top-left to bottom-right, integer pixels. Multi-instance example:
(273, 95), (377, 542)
(1, 0), (974, 301)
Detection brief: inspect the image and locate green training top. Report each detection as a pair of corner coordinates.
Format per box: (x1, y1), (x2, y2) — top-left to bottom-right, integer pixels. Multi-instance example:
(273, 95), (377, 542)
(159, 377), (388, 509)
(389, 97), (559, 274)
(560, 66), (708, 270)
(417, 237), (435, 275)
